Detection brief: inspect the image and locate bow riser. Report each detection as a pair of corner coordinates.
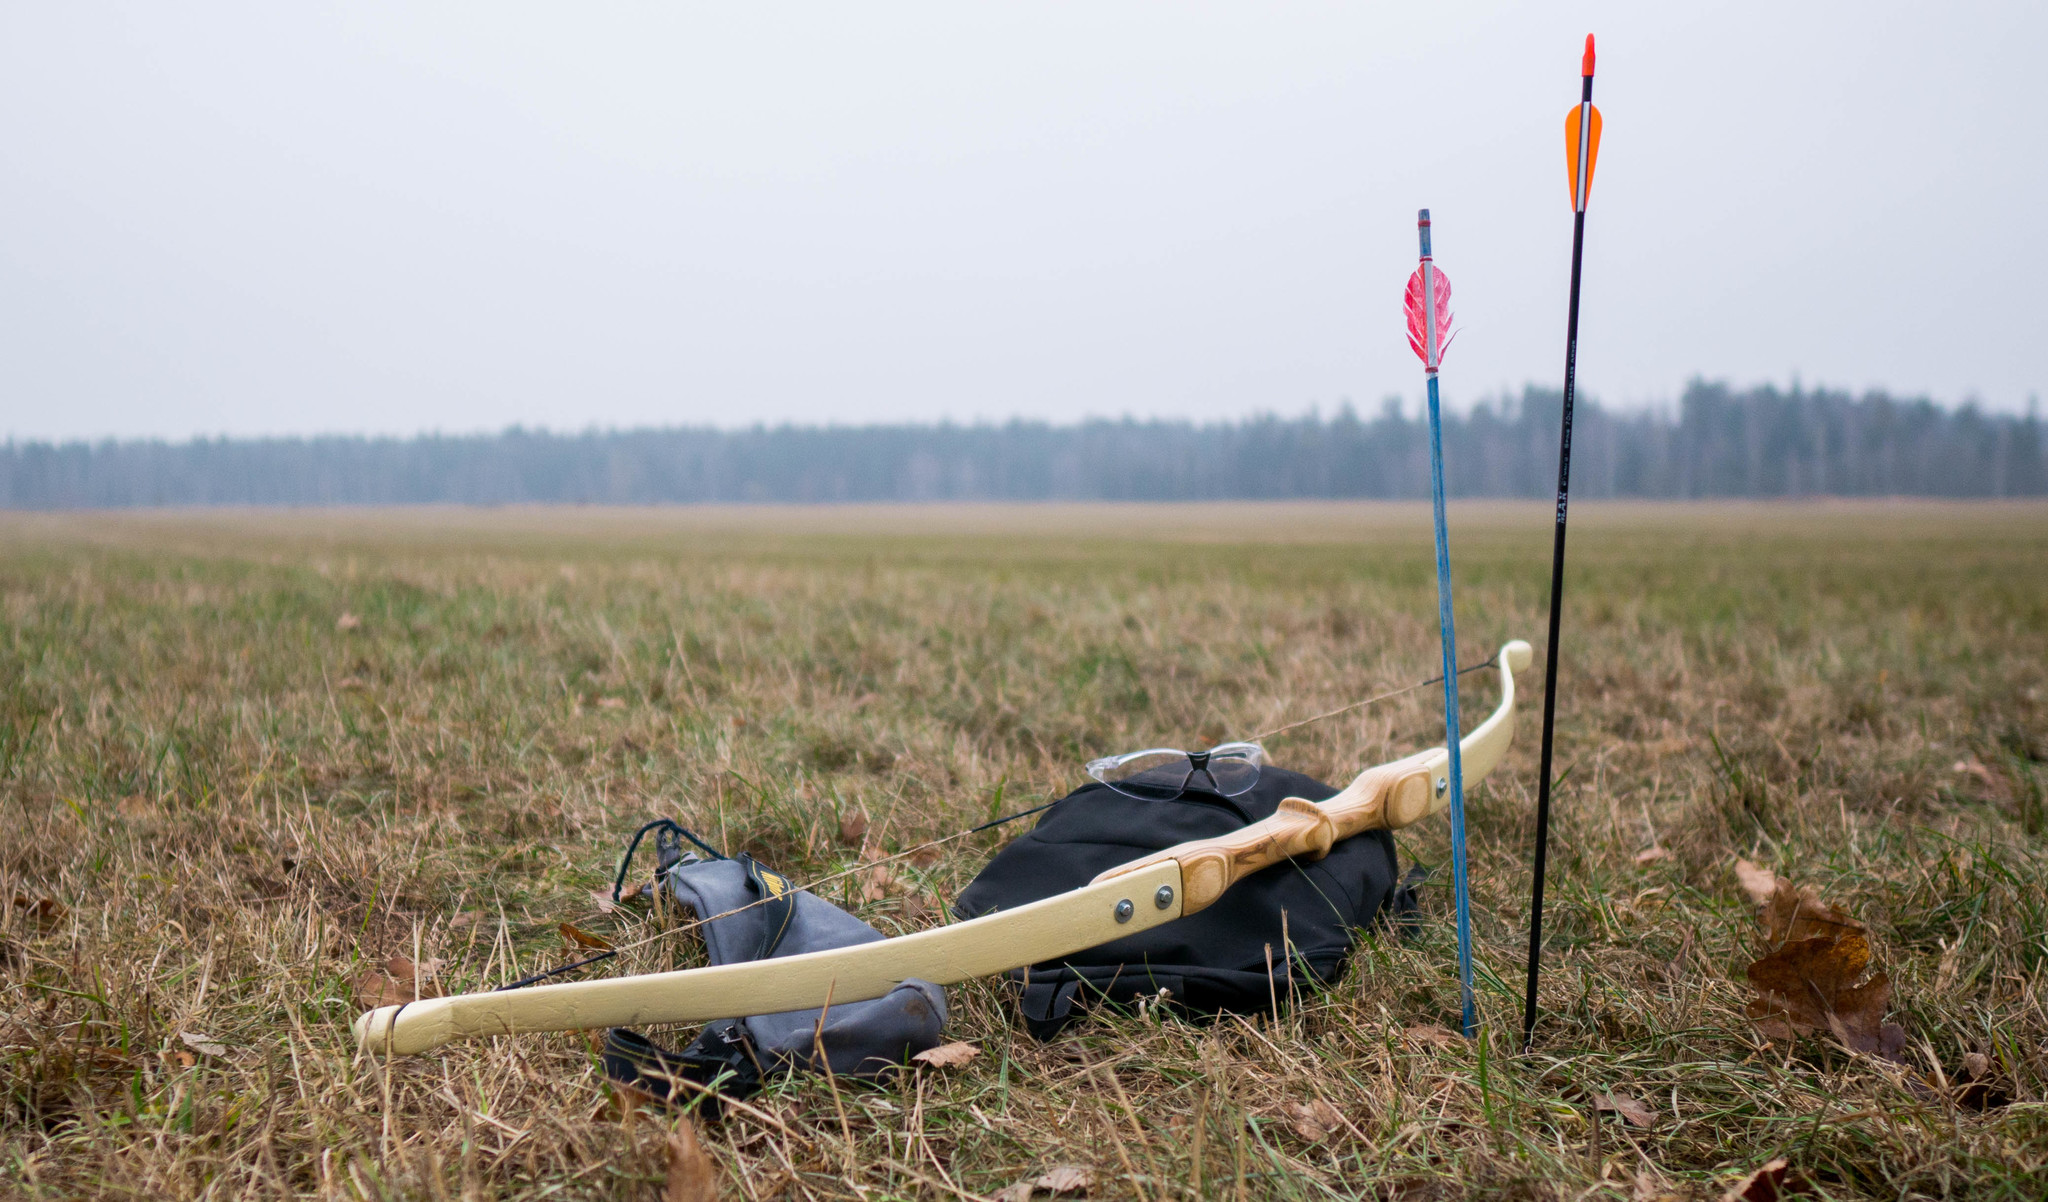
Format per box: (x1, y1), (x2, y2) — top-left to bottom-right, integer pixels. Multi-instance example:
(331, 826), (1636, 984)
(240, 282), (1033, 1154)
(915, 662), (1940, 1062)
(1095, 640), (1527, 910)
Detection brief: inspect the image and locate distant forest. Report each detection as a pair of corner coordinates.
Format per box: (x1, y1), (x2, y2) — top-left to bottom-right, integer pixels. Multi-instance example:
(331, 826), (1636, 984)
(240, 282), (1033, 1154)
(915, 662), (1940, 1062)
(4, 380), (2042, 508)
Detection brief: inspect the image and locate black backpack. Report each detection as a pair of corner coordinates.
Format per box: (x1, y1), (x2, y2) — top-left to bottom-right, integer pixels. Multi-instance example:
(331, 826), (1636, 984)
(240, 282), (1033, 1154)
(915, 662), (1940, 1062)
(954, 764), (1415, 1039)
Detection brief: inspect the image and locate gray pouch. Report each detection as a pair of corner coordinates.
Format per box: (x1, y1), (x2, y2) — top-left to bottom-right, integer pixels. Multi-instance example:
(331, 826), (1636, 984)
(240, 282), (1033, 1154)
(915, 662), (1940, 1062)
(602, 851), (945, 1110)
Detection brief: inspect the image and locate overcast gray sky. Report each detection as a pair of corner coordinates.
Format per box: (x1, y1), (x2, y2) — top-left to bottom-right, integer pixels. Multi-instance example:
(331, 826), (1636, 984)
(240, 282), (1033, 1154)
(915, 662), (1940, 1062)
(2, 2), (2042, 441)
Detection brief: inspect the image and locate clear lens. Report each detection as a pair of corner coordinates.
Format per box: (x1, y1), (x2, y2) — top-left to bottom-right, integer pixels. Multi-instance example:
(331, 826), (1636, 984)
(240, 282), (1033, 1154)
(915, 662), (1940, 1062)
(1090, 750), (1193, 800)
(1198, 755), (1261, 797)
(1087, 744), (1265, 800)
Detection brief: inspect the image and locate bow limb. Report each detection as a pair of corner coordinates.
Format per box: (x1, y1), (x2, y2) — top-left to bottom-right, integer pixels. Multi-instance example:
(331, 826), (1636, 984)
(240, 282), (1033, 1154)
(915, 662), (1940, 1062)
(1092, 640), (1531, 913)
(356, 860), (1185, 1056)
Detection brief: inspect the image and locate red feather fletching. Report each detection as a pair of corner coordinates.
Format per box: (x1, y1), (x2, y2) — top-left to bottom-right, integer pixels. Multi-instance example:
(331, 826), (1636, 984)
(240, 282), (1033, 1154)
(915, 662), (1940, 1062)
(1404, 264), (1455, 368)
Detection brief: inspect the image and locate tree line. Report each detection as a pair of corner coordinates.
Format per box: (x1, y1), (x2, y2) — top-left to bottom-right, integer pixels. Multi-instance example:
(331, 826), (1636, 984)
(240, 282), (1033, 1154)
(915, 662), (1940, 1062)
(4, 379), (2042, 509)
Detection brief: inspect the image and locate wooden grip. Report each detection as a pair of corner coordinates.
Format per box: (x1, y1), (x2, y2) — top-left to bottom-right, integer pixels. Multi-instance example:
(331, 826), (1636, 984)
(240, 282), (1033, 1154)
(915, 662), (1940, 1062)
(1095, 754), (1431, 912)
(1163, 796), (1339, 914)
(1093, 639), (1528, 914)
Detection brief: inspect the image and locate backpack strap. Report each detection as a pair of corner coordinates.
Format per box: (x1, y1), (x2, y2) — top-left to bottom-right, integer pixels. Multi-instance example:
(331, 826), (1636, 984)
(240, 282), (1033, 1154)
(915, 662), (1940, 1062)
(736, 853), (797, 960)
(601, 1025), (762, 1119)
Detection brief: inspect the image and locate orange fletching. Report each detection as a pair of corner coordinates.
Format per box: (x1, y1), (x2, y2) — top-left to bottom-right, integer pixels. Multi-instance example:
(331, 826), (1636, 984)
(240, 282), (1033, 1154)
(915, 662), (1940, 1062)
(1565, 103), (1602, 211)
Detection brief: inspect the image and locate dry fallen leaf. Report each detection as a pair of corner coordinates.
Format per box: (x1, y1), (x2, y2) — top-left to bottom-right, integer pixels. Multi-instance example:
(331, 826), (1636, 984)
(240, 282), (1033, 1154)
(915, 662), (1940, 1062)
(907, 843), (944, 868)
(1593, 1092), (1657, 1128)
(179, 1031), (229, 1058)
(1633, 846), (1672, 866)
(1733, 859), (1778, 907)
(837, 810), (870, 846)
(592, 883), (652, 915)
(336, 612), (361, 631)
(1662, 928), (1697, 981)
(1952, 1050), (2012, 1111)
(995, 1165), (1100, 1202)
(912, 1041), (981, 1068)
(665, 1119), (719, 1202)
(354, 955), (444, 1009)
(1283, 1097), (1346, 1143)
(1950, 758), (2006, 797)
(353, 971), (406, 1008)
(1721, 1157), (1810, 1202)
(1402, 1024), (1462, 1048)
(1759, 884), (1861, 947)
(1746, 932), (1906, 1061)
(1030, 1166), (1096, 1196)
(1736, 860), (1863, 947)
(860, 863), (898, 902)
(10, 894), (66, 926)
(559, 922), (616, 951)
(1736, 863), (1908, 1062)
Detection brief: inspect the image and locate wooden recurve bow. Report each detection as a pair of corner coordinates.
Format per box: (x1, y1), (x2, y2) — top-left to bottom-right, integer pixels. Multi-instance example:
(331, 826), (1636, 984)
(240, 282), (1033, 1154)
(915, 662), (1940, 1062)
(357, 640), (1530, 1057)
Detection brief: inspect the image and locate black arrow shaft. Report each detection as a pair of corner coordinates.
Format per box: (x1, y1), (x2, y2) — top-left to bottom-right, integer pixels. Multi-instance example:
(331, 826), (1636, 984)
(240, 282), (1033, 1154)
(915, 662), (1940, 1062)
(1524, 68), (1594, 1055)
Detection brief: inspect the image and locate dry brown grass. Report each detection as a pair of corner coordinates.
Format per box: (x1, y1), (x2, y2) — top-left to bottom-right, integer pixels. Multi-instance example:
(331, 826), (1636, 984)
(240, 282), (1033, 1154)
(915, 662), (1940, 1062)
(2, 500), (2045, 1200)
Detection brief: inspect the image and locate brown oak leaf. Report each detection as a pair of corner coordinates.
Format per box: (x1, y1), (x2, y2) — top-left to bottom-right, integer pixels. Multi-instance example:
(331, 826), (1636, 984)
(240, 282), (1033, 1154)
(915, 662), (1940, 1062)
(1953, 1050), (2012, 1111)
(178, 1031), (229, 1058)
(1733, 859), (1778, 907)
(354, 956), (444, 1008)
(1721, 1157), (1811, 1201)
(1283, 1097), (1346, 1143)
(10, 895), (65, 927)
(1593, 1092), (1657, 1128)
(665, 1119), (719, 1202)
(860, 863), (897, 902)
(559, 922), (615, 951)
(1759, 884), (1861, 947)
(1745, 932), (1905, 1060)
(994, 1164), (1097, 1202)
(912, 1041), (981, 1068)
(1734, 860), (1862, 946)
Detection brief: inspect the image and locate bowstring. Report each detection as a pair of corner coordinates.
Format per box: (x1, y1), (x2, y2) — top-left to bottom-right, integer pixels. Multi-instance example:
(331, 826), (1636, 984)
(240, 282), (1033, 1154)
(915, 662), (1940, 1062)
(503, 797), (1066, 983)
(1245, 655), (1496, 743)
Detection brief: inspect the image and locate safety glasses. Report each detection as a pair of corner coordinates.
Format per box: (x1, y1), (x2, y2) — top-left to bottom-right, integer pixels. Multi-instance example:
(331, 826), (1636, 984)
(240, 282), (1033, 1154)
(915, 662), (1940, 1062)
(1084, 742), (1266, 801)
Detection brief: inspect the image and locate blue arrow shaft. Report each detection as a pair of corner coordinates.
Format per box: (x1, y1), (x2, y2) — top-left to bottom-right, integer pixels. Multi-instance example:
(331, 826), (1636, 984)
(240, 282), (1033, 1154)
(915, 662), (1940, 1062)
(1424, 367), (1475, 1038)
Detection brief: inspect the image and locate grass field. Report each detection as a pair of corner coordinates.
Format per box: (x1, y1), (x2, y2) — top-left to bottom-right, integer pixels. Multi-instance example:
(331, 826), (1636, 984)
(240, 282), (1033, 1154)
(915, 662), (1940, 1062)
(3, 501), (2046, 1200)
